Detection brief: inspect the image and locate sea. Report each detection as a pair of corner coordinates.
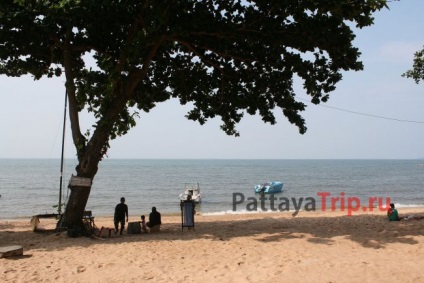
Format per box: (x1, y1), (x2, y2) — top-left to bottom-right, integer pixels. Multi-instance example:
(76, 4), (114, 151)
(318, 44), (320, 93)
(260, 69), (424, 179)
(0, 159), (423, 220)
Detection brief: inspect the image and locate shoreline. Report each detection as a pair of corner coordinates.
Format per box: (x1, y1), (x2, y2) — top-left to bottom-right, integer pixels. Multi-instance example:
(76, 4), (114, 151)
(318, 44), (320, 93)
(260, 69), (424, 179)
(3, 206), (424, 234)
(2, 204), (424, 222)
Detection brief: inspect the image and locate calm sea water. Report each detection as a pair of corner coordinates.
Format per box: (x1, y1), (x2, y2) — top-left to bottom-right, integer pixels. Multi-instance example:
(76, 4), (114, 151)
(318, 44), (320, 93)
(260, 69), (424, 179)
(0, 159), (423, 220)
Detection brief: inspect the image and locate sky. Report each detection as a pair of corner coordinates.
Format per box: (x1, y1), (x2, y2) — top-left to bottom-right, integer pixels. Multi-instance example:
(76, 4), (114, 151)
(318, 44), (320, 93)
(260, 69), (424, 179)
(1, 1), (423, 160)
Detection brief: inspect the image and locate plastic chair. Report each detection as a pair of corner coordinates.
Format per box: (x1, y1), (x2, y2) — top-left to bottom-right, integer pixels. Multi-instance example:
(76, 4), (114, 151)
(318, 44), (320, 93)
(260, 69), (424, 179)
(82, 210), (96, 235)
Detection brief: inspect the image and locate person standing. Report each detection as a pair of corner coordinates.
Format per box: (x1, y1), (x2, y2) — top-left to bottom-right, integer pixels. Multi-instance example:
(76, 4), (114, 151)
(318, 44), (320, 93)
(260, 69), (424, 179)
(114, 197), (129, 235)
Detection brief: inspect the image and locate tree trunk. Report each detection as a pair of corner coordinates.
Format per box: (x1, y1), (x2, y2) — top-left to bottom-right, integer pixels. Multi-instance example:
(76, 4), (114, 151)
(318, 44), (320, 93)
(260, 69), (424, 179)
(62, 176), (93, 230)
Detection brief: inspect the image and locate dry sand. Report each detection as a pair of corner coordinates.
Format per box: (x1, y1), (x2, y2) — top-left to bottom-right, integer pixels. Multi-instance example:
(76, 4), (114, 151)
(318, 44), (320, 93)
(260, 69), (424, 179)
(1, 208), (424, 282)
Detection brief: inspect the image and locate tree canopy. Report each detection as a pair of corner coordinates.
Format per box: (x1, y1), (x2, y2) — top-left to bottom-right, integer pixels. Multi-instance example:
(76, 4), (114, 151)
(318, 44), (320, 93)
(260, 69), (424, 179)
(403, 46), (424, 84)
(0, 0), (389, 227)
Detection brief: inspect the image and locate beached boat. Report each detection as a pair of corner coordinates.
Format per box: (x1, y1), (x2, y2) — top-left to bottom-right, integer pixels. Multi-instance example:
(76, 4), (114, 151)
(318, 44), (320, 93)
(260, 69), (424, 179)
(254, 181), (283, 194)
(179, 183), (202, 203)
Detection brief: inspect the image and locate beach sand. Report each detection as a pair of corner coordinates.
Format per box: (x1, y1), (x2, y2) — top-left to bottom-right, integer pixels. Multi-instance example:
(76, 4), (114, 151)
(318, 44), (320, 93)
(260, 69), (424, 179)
(1, 208), (424, 282)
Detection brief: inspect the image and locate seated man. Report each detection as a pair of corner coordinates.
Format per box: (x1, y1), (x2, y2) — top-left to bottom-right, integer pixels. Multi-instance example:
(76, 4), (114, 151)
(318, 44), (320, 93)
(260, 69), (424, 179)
(387, 203), (400, 221)
(147, 207), (161, 231)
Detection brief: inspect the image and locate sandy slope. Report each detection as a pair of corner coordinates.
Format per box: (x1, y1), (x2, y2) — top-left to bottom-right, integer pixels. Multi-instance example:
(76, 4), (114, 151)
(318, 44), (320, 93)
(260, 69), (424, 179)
(1, 208), (424, 282)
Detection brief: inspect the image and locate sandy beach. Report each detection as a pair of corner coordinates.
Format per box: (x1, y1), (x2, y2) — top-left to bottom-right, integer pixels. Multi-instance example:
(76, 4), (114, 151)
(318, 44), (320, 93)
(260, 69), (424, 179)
(1, 208), (424, 282)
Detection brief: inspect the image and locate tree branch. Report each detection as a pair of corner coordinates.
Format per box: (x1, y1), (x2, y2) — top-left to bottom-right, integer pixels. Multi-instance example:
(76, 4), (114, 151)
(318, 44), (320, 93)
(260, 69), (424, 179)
(126, 36), (168, 95)
(63, 24), (86, 160)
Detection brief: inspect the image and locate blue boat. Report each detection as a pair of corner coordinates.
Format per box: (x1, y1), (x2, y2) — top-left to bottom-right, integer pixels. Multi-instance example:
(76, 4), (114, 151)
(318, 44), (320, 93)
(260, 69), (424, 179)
(254, 181), (284, 194)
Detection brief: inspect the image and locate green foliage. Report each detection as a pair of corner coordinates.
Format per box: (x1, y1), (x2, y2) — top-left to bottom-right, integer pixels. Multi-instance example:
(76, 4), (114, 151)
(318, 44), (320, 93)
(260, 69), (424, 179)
(403, 46), (424, 84)
(1, 0), (388, 155)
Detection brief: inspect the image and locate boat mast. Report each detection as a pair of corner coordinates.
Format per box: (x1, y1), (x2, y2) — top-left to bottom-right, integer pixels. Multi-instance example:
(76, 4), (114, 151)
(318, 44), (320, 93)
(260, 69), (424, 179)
(58, 89), (68, 215)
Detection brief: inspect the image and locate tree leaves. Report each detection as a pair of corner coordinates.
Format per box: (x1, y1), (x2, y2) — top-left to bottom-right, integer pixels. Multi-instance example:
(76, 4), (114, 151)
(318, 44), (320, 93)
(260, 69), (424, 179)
(403, 46), (424, 84)
(0, 0), (389, 156)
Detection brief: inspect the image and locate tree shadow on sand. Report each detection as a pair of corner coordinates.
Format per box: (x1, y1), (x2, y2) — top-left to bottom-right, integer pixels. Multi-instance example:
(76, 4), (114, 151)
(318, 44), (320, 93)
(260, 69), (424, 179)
(1, 213), (424, 253)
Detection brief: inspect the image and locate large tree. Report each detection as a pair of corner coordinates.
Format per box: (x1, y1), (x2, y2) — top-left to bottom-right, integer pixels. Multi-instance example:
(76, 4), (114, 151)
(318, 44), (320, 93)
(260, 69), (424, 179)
(0, 0), (388, 228)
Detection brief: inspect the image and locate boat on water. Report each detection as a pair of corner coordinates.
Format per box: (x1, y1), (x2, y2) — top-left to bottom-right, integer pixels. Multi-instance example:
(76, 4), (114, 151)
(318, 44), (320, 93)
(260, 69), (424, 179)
(179, 183), (202, 203)
(254, 181), (283, 194)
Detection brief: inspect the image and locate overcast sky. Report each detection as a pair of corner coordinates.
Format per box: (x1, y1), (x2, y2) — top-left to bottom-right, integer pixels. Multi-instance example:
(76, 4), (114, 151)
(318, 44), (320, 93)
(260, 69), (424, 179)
(1, 1), (423, 160)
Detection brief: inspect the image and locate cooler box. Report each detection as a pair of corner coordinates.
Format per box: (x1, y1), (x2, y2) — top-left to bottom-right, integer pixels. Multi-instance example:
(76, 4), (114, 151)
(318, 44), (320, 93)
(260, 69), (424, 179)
(127, 222), (141, 234)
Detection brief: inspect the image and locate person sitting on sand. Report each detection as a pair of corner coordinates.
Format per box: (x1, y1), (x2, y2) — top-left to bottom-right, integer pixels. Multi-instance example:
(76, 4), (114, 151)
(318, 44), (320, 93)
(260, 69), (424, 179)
(147, 207), (161, 231)
(140, 215), (148, 233)
(387, 203), (400, 221)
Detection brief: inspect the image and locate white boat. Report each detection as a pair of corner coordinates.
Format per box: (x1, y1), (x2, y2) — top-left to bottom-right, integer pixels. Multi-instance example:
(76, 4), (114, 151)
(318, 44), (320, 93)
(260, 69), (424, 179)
(179, 183), (201, 203)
